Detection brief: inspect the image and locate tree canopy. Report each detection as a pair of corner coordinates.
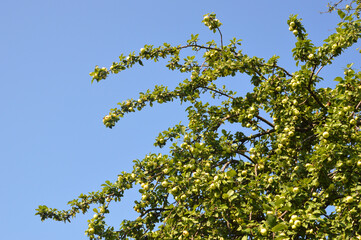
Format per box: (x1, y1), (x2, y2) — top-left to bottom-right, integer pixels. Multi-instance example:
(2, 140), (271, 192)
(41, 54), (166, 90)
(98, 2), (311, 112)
(36, 1), (361, 239)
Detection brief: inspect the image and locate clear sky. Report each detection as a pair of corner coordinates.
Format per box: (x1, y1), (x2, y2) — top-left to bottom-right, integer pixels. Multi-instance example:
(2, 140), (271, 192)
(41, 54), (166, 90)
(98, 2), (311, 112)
(1, 0), (359, 239)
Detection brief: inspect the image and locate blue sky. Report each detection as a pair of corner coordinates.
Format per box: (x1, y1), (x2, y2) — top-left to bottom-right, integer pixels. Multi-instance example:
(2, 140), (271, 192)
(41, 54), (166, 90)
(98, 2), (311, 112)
(1, 0), (359, 239)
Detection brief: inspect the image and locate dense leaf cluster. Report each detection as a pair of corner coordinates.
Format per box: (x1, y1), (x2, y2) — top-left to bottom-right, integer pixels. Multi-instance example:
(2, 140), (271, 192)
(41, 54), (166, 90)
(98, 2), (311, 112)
(37, 2), (361, 239)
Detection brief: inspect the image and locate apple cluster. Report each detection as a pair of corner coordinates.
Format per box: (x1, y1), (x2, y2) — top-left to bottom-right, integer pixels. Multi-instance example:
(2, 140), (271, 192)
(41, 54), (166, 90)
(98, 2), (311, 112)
(202, 13), (222, 33)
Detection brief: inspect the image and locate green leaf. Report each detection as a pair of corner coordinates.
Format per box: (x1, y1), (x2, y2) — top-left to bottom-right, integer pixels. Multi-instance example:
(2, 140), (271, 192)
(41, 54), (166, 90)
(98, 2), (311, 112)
(266, 215), (277, 228)
(338, 9), (346, 19)
(271, 222), (287, 232)
(334, 76), (343, 82)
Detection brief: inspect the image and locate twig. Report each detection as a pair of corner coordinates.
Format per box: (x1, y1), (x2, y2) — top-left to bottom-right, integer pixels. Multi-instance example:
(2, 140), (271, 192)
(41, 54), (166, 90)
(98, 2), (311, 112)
(255, 115), (275, 128)
(356, 100), (361, 110)
(221, 161), (231, 172)
(237, 129), (276, 143)
(202, 86), (235, 99)
(216, 27), (223, 50)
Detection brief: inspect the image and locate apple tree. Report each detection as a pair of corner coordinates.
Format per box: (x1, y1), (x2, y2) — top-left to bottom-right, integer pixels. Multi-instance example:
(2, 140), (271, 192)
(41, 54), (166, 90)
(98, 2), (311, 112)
(36, 1), (361, 239)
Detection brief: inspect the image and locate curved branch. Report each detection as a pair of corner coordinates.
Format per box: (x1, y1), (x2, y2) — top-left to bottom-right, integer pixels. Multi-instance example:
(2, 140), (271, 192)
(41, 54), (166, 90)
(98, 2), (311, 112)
(216, 27), (224, 49)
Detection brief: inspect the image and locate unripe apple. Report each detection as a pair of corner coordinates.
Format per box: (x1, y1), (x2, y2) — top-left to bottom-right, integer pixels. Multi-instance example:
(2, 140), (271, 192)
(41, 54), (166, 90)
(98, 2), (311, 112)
(142, 183), (149, 190)
(241, 170), (247, 176)
(308, 54), (314, 60)
(290, 21), (296, 27)
(260, 228), (267, 236)
(294, 220), (301, 227)
(100, 207), (106, 213)
(345, 196), (354, 203)
(289, 26), (294, 31)
(357, 161), (361, 167)
(170, 187), (178, 194)
(322, 131), (330, 138)
(293, 187), (300, 193)
(350, 119), (356, 125)
(183, 230), (189, 237)
(293, 30), (298, 35)
(88, 228), (95, 234)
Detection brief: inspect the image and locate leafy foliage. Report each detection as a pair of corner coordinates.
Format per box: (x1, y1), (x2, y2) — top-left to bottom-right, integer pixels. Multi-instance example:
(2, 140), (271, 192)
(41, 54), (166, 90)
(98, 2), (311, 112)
(37, 2), (361, 239)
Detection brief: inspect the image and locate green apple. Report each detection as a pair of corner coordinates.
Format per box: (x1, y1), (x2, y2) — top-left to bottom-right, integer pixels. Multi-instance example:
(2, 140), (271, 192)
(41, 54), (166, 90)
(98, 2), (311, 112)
(322, 131), (330, 138)
(260, 228), (267, 236)
(345, 196), (354, 203)
(142, 183), (149, 190)
(290, 22), (296, 27)
(308, 53), (314, 60)
(293, 30), (298, 35)
(181, 194), (187, 200)
(100, 207), (106, 213)
(294, 220), (301, 227)
(183, 230), (189, 237)
(161, 181), (168, 187)
(357, 161), (361, 167)
(88, 228), (95, 234)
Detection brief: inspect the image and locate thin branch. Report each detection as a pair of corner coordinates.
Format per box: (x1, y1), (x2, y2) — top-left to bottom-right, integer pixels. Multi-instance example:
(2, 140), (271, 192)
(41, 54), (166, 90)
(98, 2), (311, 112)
(238, 152), (256, 164)
(221, 161), (231, 172)
(216, 27), (224, 50)
(255, 115), (275, 128)
(140, 207), (166, 218)
(307, 65), (327, 110)
(202, 86), (235, 99)
(261, 63), (293, 77)
(314, 64), (326, 77)
(356, 100), (361, 110)
(237, 129), (276, 143)
(315, 54), (335, 77)
(178, 44), (222, 52)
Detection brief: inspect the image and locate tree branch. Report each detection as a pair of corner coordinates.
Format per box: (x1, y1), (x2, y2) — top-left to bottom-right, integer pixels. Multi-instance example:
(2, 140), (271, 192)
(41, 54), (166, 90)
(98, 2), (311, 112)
(201, 86), (235, 99)
(307, 65), (327, 110)
(255, 115), (275, 128)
